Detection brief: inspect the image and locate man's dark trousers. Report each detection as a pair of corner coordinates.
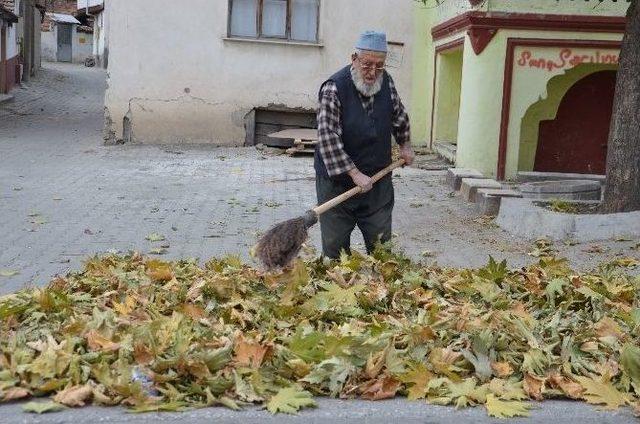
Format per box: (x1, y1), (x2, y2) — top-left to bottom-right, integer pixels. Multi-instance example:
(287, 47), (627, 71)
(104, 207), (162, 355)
(316, 174), (394, 258)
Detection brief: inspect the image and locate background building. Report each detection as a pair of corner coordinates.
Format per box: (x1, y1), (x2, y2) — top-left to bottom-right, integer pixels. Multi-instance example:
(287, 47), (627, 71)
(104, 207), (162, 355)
(411, 0), (629, 180)
(104, 0), (415, 146)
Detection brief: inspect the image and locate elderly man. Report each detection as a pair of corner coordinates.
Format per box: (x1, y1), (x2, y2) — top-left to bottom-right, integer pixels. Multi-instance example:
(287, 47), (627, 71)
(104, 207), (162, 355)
(314, 30), (415, 259)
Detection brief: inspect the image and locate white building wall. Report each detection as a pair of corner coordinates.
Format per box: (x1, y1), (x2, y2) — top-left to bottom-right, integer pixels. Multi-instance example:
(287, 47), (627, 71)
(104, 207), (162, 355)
(41, 27), (57, 61)
(73, 29), (93, 63)
(105, 0), (415, 145)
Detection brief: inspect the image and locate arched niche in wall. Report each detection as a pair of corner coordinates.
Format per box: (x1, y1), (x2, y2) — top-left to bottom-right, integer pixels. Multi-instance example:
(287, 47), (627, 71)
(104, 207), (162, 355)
(517, 62), (618, 173)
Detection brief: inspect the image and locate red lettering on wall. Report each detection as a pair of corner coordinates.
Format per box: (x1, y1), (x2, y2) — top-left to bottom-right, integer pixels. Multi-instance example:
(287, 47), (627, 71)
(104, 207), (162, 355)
(517, 48), (619, 71)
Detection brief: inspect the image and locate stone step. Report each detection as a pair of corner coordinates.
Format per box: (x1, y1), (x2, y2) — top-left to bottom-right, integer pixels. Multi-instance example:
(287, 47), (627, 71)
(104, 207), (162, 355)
(516, 171), (605, 185)
(446, 168), (483, 191)
(434, 141), (457, 164)
(460, 178), (503, 202)
(520, 180), (601, 200)
(475, 188), (522, 215)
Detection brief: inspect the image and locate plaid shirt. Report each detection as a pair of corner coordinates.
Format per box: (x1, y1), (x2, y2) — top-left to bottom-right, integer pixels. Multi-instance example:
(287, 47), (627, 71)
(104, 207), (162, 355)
(317, 70), (411, 177)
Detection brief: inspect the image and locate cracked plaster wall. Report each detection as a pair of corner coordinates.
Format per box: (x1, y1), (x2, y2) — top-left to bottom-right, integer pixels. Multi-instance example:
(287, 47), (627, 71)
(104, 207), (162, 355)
(104, 0), (415, 145)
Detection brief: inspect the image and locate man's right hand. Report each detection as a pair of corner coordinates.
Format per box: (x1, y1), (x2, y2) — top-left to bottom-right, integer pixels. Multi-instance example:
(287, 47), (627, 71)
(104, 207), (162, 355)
(348, 168), (373, 193)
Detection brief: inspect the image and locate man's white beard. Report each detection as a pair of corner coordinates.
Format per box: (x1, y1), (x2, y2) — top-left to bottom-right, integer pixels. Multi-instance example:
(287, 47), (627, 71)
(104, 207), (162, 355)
(351, 66), (383, 97)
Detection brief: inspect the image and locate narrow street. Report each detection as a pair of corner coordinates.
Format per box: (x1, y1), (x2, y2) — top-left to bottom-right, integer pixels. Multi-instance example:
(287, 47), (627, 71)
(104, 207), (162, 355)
(0, 63), (638, 423)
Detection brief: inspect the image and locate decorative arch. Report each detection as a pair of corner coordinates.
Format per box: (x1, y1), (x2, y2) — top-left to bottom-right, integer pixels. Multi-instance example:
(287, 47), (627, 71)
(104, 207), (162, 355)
(517, 63), (617, 172)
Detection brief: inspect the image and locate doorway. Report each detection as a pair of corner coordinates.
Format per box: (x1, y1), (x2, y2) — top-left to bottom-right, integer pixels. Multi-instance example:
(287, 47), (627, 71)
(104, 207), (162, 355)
(534, 70), (617, 175)
(56, 23), (72, 62)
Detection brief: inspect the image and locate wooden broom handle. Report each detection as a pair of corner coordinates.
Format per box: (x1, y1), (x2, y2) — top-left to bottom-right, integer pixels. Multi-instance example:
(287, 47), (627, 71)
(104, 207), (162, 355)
(313, 159), (405, 216)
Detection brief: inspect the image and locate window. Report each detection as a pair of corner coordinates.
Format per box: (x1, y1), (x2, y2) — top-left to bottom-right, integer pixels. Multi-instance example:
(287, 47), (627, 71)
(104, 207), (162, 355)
(229, 0), (319, 43)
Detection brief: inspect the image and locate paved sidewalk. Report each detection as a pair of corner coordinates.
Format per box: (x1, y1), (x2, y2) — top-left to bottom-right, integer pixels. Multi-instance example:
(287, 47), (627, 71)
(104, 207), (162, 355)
(0, 62), (637, 423)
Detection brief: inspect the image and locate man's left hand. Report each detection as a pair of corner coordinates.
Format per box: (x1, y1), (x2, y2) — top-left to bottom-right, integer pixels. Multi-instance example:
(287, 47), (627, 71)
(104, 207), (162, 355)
(399, 144), (415, 166)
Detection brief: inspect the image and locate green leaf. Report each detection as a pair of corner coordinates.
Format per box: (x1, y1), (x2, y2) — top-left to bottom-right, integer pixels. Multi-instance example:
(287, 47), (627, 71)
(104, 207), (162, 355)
(545, 278), (566, 307)
(266, 387), (316, 414)
(0, 269), (19, 277)
(300, 357), (355, 397)
(22, 401), (66, 414)
(485, 394), (531, 418)
(145, 233), (166, 242)
(621, 343), (640, 393)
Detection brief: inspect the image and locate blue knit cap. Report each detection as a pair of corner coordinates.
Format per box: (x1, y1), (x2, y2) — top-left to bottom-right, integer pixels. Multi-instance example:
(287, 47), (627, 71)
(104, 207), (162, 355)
(355, 30), (387, 53)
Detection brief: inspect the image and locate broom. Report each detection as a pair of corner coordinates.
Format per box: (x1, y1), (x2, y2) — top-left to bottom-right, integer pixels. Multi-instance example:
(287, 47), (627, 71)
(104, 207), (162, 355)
(255, 159), (405, 269)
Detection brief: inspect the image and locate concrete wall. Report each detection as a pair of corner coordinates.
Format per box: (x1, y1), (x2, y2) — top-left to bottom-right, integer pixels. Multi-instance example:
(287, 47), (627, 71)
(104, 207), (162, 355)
(104, 0), (415, 145)
(41, 27), (56, 61)
(73, 29), (92, 62)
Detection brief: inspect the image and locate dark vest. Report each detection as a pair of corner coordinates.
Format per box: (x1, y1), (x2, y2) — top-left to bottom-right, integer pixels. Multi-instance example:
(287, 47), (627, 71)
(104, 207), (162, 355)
(314, 65), (393, 184)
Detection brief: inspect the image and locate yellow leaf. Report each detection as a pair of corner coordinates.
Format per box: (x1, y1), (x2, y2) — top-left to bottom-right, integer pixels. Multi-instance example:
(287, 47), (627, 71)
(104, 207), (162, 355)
(485, 394), (531, 418)
(400, 363), (433, 401)
(112, 295), (136, 316)
(575, 376), (628, 410)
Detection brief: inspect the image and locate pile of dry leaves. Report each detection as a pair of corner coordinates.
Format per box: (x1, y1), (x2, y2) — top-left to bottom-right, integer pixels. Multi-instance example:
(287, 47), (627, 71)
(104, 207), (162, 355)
(1, 249), (639, 417)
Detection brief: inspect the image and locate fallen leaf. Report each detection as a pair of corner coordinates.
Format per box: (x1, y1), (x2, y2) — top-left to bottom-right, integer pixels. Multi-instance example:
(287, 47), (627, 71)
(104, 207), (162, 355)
(359, 375), (401, 401)
(22, 401), (66, 414)
(491, 361), (514, 378)
(53, 385), (93, 407)
(1, 387), (30, 401)
(266, 386), (316, 414)
(523, 373), (545, 401)
(0, 269), (19, 277)
(575, 376), (628, 410)
(145, 233), (166, 242)
(485, 394), (531, 418)
(548, 373), (584, 399)
(86, 330), (121, 352)
(234, 335), (272, 368)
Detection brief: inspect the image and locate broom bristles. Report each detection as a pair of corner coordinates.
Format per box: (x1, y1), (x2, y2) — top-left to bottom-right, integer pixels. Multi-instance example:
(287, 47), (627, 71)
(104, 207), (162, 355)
(255, 211), (318, 269)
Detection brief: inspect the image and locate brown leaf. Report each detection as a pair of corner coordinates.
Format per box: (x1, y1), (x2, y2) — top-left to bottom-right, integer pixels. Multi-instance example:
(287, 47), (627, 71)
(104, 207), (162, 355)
(491, 361), (514, 378)
(53, 385), (93, 407)
(359, 375), (401, 401)
(86, 330), (120, 352)
(523, 373), (545, 401)
(365, 350), (386, 380)
(133, 343), (154, 365)
(548, 373), (584, 399)
(181, 303), (207, 320)
(594, 317), (623, 341)
(145, 260), (174, 282)
(2, 387), (30, 401)
(233, 334), (272, 368)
